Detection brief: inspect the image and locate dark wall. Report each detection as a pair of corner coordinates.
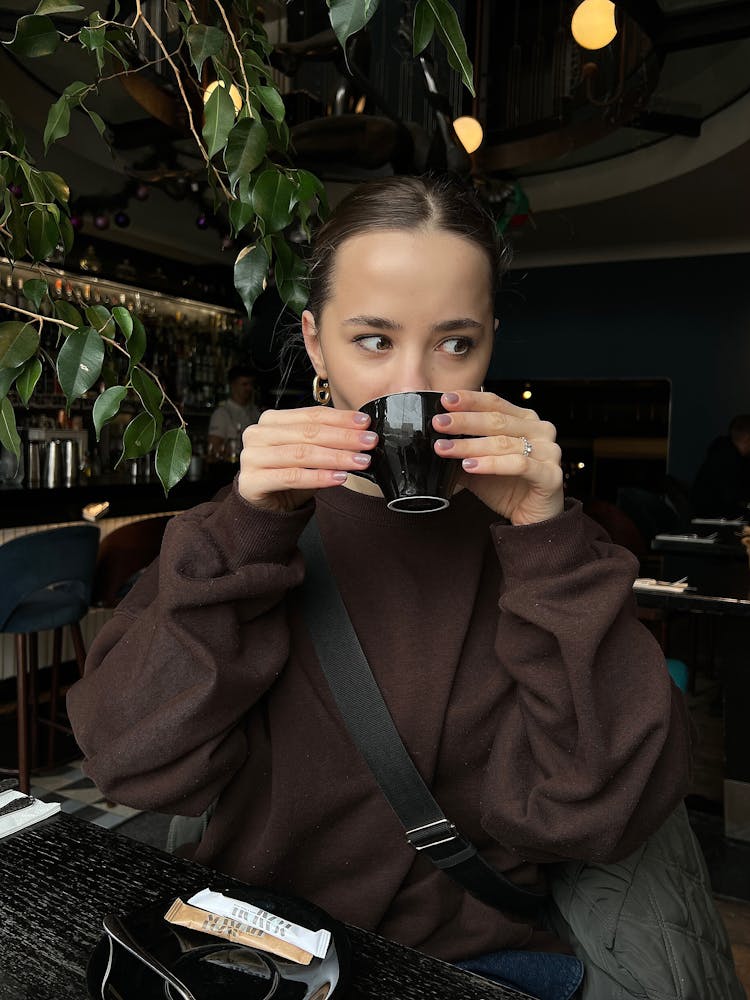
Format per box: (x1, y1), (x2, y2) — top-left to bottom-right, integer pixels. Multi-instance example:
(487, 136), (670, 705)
(490, 253), (750, 486)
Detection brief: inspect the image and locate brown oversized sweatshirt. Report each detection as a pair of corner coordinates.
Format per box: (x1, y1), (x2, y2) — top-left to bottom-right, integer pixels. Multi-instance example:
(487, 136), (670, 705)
(67, 483), (692, 962)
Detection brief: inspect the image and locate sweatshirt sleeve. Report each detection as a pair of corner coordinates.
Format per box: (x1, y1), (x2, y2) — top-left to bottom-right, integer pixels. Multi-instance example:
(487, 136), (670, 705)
(480, 500), (693, 864)
(66, 481), (313, 815)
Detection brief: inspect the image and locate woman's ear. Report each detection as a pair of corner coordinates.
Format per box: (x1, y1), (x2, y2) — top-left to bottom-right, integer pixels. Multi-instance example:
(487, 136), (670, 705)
(302, 309), (327, 378)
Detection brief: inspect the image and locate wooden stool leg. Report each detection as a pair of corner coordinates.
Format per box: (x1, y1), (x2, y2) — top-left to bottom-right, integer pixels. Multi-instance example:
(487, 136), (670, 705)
(15, 635), (30, 796)
(70, 621), (87, 676)
(48, 628), (63, 767)
(28, 632), (39, 774)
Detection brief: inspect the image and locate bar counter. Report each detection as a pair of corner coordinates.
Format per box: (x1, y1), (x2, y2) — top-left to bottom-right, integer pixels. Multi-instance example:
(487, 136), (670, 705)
(0, 469), (235, 528)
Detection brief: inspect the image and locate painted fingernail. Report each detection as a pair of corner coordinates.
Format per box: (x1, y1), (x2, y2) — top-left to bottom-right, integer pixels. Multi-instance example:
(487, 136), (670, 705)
(462, 458), (478, 469)
(353, 413), (370, 425)
(352, 453), (371, 466)
(436, 438), (455, 450)
(332, 472), (348, 482)
(434, 414), (451, 427)
(359, 431), (378, 445)
(443, 392), (460, 404)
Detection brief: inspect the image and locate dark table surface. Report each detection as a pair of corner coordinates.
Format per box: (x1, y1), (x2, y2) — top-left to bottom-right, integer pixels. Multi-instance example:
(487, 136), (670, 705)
(0, 813), (525, 1000)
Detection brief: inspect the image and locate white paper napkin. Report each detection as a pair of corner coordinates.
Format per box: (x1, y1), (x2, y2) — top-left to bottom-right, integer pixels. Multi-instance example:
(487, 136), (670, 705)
(0, 789), (60, 840)
(633, 577), (691, 594)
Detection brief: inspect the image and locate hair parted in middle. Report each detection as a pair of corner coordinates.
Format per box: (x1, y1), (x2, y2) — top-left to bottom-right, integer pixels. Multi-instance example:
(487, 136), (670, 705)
(306, 173), (510, 320)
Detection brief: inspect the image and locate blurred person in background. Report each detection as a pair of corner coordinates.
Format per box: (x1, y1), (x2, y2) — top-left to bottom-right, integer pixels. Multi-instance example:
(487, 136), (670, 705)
(207, 364), (262, 462)
(691, 414), (750, 518)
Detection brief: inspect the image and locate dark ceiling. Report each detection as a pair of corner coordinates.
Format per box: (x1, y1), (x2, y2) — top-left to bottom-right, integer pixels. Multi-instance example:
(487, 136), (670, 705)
(1, 0), (749, 269)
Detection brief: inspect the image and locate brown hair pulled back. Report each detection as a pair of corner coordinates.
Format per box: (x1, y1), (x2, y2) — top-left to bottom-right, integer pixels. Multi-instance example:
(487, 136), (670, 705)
(306, 174), (509, 320)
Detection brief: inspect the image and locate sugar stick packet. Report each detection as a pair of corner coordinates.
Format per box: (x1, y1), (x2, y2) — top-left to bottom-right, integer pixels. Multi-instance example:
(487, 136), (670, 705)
(164, 898), (314, 965)
(187, 888), (331, 959)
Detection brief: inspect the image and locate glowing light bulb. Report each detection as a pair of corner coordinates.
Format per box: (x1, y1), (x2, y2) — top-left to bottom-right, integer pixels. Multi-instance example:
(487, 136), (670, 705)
(522, 389), (532, 400)
(203, 79), (243, 114)
(571, 0), (617, 51)
(453, 116), (484, 154)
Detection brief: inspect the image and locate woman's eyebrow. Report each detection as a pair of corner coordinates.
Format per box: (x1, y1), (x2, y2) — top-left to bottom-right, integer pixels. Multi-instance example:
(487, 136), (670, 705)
(342, 315), (483, 332)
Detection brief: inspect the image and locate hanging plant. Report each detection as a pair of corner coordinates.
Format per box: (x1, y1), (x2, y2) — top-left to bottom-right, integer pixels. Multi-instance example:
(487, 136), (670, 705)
(0, 0), (475, 491)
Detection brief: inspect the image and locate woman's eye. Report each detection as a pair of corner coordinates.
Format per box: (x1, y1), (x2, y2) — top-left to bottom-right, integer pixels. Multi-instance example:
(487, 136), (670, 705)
(441, 338), (473, 356)
(354, 335), (391, 353)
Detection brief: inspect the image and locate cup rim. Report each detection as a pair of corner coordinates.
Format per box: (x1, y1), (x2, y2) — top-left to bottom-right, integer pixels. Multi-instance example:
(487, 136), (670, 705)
(386, 495), (450, 513)
(359, 389), (445, 410)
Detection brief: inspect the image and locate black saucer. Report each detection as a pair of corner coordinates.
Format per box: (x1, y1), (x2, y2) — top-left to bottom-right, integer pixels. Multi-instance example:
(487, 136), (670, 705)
(86, 885), (350, 1000)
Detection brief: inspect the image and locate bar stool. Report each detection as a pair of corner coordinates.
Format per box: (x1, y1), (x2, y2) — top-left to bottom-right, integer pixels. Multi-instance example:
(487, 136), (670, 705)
(91, 515), (171, 608)
(0, 525), (100, 793)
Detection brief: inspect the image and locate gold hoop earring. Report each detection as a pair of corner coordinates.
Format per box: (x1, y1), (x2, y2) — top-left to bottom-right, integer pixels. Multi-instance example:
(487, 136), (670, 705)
(312, 375), (331, 406)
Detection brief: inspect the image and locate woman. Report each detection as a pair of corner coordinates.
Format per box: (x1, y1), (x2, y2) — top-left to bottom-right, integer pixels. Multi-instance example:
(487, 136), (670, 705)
(68, 176), (692, 1000)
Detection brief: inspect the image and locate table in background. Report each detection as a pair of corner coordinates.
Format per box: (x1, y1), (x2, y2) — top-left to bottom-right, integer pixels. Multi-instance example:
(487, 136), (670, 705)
(0, 814), (523, 1000)
(637, 540), (750, 844)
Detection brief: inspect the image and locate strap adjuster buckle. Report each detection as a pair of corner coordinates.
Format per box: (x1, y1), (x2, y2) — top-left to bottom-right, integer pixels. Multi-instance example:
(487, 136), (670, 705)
(406, 818), (460, 852)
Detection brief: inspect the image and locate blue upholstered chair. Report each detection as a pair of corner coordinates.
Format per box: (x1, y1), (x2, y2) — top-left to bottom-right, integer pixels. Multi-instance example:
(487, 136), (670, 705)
(0, 525), (100, 793)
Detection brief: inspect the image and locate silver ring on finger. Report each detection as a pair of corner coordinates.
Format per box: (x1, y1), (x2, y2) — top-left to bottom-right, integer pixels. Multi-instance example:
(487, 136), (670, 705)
(521, 435), (533, 458)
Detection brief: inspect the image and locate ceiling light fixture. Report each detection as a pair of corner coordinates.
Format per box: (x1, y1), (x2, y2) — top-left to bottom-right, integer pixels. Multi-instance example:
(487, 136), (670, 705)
(571, 0), (618, 51)
(453, 116), (483, 154)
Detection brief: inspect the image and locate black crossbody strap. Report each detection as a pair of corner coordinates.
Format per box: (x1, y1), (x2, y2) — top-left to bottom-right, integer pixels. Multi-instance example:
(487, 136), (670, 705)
(298, 518), (546, 919)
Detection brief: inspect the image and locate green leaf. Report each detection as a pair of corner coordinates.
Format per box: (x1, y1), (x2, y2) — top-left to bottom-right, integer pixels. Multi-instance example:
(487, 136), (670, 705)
(202, 82), (236, 159)
(229, 196), (255, 235)
(0, 322), (40, 369)
(0, 397), (20, 458)
(126, 314), (147, 370)
(3, 14), (60, 58)
(120, 411), (157, 462)
(83, 106), (107, 137)
(62, 79), (90, 103)
(130, 367), (164, 422)
(0, 365), (20, 400)
(92, 384), (126, 441)
(234, 242), (269, 317)
(185, 24), (226, 77)
(41, 170), (69, 203)
(251, 170), (294, 234)
(34, 0), (84, 13)
(54, 299), (83, 329)
(413, 0), (435, 55)
(156, 426), (192, 494)
(43, 95), (71, 152)
(58, 212), (74, 254)
(224, 119), (268, 193)
(84, 304), (115, 336)
(80, 23), (106, 69)
(425, 0), (475, 97)
(111, 305), (133, 339)
(327, 0), (380, 53)
(22, 278), (48, 313)
(242, 49), (268, 83)
(256, 85), (285, 123)
(56, 326), (104, 404)
(16, 356), (42, 406)
(6, 192), (26, 260)
(27, 208), (60, 261)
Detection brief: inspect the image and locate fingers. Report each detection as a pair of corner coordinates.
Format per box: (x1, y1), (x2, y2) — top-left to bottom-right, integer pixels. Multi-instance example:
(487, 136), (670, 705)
(238, 406), (378, 508)
(432, 405), (556, 442)
(433, 392), (562, 495)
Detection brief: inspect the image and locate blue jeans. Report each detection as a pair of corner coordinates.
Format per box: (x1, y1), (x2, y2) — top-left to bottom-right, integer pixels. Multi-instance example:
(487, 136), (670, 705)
(456, 950), (584, 1000)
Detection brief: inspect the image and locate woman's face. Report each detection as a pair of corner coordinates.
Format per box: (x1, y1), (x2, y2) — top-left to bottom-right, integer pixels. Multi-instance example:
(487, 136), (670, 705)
(302, 228), (496, 410)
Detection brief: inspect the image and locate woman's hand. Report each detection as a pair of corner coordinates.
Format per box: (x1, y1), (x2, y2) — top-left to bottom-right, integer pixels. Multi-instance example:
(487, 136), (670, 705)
(238, 406), (378, 513)
(432, 390), (564, 525)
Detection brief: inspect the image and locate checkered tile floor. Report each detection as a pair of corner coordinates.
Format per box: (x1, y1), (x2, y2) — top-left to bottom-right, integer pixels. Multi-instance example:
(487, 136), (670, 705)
(30, 760), (142, 830)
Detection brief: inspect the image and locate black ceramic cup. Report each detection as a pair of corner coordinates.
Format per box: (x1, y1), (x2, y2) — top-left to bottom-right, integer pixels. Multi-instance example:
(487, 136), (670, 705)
(355, 391), (462, 513)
